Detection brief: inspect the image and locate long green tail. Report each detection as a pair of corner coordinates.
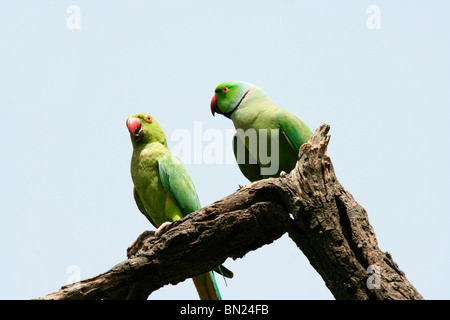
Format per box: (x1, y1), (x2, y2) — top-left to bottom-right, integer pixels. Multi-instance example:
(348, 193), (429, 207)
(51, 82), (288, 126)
(192, 271), (222, 300)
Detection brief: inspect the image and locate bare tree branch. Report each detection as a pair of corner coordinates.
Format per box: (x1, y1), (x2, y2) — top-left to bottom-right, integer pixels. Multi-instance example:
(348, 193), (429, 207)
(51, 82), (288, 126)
(37, 124), (423, 300)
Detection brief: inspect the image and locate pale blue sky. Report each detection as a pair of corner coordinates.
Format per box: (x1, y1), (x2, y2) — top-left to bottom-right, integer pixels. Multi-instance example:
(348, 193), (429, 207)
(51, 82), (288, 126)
(0, 1), (448, 299)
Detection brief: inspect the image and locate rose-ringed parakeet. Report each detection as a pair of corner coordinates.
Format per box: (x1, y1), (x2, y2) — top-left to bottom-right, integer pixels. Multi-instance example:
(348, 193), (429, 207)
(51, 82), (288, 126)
(210, 81), (313, 182)
(127, 113), (231, 300)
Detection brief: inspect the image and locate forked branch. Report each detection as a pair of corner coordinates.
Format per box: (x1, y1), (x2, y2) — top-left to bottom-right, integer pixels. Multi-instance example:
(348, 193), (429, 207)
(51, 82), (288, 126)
(38, 124), (423, 300)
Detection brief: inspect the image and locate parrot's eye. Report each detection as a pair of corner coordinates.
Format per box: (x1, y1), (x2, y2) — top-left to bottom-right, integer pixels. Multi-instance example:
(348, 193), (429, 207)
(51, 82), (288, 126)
(144, 114), (152, 123)
(222, 87), (229, 94)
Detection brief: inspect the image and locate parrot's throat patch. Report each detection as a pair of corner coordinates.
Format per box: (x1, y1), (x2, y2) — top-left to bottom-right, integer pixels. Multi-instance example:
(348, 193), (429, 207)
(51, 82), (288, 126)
(223, 86), (258, 118)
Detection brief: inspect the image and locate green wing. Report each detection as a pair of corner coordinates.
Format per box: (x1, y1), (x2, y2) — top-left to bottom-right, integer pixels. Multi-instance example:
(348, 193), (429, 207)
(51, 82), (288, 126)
(133, 187), (158, 228)
(158, 152), (201, 216)
(232, 133), (263, 182)
(275, 108), (313, 153)
(159, 152), (235, 285)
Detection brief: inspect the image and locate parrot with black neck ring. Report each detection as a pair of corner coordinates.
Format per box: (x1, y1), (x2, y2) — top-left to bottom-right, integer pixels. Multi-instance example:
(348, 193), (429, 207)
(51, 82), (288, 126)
(210, 81), (313, 182)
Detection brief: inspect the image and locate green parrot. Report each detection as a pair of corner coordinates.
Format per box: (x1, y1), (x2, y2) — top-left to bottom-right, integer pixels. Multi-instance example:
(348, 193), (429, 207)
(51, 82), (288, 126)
(210, 81), (313, 182)
(127, 113), (231, 300)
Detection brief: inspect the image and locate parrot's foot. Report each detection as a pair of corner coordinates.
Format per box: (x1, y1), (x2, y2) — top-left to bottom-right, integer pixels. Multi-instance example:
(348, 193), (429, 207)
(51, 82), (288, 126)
(280, 171), (288, 177)
(237, 180), (265, 191)
(127, 230), (155, 258)
(155, 221), (172, 237)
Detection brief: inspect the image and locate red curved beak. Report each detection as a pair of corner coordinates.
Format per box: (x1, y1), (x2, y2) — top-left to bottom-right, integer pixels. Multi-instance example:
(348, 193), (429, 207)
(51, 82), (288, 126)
(210, 93), (218, 116)
(127, 117), (141, 134)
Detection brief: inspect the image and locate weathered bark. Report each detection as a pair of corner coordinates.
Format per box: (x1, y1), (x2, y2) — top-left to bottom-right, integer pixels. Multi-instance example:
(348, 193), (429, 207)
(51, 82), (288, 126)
(283, 125), (422, 299)
(37, 124), (423, 300)
(40, 185), (290, 300)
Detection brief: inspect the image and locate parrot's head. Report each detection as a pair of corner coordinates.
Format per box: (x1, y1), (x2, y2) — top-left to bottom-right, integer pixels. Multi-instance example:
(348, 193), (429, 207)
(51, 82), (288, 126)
(126, 113), (167, 147)
(210, 81), (259, 118)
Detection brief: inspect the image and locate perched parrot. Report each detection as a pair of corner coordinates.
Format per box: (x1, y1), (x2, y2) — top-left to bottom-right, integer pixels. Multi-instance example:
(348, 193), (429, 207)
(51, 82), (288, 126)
(127, 113), (231, 300)
(210, 81), (313, 182)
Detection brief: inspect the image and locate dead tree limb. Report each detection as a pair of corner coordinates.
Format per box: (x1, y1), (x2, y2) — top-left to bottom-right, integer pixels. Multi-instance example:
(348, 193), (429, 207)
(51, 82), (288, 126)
(38, 124), (423, 300)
